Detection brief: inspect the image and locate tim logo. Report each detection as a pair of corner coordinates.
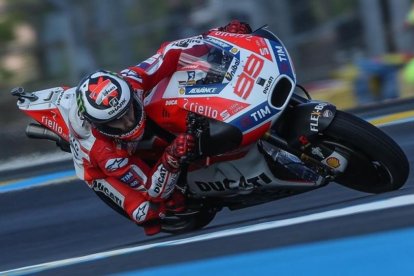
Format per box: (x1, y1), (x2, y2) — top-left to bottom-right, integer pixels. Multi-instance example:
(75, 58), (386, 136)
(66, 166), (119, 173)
(250, 105), (271, 122)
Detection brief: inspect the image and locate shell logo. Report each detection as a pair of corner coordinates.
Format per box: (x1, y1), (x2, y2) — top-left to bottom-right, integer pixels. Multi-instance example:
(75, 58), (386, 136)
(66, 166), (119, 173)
(179, 87), (185, 95)
(326, 157), (340, 168)
(230, 47), (239, 54)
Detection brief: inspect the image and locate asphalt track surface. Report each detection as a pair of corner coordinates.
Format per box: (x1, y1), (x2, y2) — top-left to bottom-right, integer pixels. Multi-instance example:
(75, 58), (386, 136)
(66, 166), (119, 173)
(1, 99), (414, 275)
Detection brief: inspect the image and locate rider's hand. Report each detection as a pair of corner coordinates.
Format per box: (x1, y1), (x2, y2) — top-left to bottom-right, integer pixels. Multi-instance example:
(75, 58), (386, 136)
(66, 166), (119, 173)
(162, 134), (195, 172)
(220, 20), (252, 34)
(170, 134), (195, 158)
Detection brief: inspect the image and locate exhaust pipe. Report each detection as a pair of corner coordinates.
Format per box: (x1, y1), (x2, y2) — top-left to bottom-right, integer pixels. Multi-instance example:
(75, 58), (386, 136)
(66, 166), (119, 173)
(26, 123), (71, 153)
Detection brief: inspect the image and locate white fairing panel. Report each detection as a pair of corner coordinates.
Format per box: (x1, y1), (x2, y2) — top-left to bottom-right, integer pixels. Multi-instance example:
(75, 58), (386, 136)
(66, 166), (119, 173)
(187, 145), (318, 197)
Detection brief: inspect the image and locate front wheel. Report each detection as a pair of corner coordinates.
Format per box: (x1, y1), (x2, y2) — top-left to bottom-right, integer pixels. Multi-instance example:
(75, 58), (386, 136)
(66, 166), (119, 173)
(320, 110), (409, 193)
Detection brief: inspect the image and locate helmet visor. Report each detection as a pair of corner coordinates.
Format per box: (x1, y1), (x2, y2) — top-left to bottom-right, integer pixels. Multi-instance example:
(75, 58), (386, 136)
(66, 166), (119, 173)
(94, 95), (145, 140)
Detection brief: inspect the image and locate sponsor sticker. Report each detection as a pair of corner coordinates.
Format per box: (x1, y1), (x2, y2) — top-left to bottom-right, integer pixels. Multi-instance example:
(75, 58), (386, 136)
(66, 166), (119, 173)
(224, 59), (240, 82)
(183, 98), (219, 119)
(92, 180), (125, 207)
(120, 165), (147, 188)
(149, 164), (167, 197)
(270, 40), (294, 79)
(230, 47), (239, 54)
(326, 157), (340, 168)
(230, 101), (277, 131)
(165, 99), (178, 106)
(170, 36), (203, 48)
(262, 76), (274, 95)
(195, 172), (272, 192)
(310, 103), (329, 132)
(41, 115), (63, 135)
(185, 86), (219, 95)
(204, 36), (232, 50)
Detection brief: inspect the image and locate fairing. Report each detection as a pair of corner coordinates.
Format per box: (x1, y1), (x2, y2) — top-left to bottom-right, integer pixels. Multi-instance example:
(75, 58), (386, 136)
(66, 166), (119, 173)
(145, 32), (296, 147)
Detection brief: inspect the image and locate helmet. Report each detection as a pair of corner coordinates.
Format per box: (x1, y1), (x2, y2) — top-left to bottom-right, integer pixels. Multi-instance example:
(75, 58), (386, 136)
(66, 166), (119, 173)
(76, 70), (145, 142)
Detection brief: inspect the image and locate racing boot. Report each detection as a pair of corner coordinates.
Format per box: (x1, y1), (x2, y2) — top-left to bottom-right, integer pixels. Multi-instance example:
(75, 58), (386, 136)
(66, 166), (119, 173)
(137, 201), (166, 236)
(165, 189), (186, 213)
(142, 220), (162, 236)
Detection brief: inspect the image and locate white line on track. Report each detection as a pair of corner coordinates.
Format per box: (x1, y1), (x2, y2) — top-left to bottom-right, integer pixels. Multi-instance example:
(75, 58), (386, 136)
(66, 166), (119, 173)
(0, 151), (72, 172)
(374, 116), (414, 127)
(2, 193), (414, 276)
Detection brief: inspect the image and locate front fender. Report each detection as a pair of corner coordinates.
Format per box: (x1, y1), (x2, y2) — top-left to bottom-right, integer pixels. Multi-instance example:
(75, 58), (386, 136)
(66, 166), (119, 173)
(276, 101), (337, 146)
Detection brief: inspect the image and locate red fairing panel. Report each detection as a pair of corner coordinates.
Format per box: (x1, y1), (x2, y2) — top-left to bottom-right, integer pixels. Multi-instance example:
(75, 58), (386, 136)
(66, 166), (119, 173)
(23, 108), (70, 141)
(209, 31), (273, 61)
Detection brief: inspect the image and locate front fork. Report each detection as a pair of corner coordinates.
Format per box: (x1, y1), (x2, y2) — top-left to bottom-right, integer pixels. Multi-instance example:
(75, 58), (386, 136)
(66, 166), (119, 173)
(261, 130), (341, 181)
(266, 96), (351, 178)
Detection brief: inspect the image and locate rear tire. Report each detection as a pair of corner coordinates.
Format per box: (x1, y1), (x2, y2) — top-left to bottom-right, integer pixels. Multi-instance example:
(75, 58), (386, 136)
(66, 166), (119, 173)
(322, 110), (409, 193)
(192, 208), (217, 230)
(160, 208), (217, 234)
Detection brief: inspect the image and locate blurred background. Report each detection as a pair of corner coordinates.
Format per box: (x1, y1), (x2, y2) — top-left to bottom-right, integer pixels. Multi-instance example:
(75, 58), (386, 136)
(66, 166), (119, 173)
(1, 0), (414, 162)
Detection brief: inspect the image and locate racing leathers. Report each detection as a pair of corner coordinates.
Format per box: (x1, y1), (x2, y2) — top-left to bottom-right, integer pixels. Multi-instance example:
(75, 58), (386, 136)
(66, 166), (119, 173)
(68, 20), (251, 235)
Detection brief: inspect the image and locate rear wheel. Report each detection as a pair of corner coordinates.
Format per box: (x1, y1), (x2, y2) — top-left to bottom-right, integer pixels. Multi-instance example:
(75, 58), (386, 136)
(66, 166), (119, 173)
(320, 110), (409, 193)
(160, 208), (217, 234)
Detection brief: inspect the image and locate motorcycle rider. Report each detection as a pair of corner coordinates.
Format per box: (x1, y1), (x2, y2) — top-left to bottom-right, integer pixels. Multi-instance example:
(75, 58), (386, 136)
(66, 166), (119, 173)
(69, 20), (252, 235)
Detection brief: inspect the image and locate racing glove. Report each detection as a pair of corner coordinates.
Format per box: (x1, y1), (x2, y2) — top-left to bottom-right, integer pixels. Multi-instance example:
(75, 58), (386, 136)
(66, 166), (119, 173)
(161, 133), (195, 173)
(219, 20), (252, 34)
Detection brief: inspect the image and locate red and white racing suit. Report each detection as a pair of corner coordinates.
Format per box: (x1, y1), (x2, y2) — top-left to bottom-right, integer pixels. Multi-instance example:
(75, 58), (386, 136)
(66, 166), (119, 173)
(68, 20), (251, 235)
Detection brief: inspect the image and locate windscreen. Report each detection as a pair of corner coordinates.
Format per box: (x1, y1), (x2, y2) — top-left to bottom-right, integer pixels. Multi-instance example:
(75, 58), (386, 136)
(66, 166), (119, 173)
(177, 40), (238, 86)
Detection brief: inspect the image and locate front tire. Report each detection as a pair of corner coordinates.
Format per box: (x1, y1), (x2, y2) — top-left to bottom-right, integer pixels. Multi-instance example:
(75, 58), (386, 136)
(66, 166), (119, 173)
(321, 110), (409, 193)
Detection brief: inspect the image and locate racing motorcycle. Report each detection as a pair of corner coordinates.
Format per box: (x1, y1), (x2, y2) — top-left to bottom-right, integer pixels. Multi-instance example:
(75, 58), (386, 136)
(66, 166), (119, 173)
(12, 27), (409, 234)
